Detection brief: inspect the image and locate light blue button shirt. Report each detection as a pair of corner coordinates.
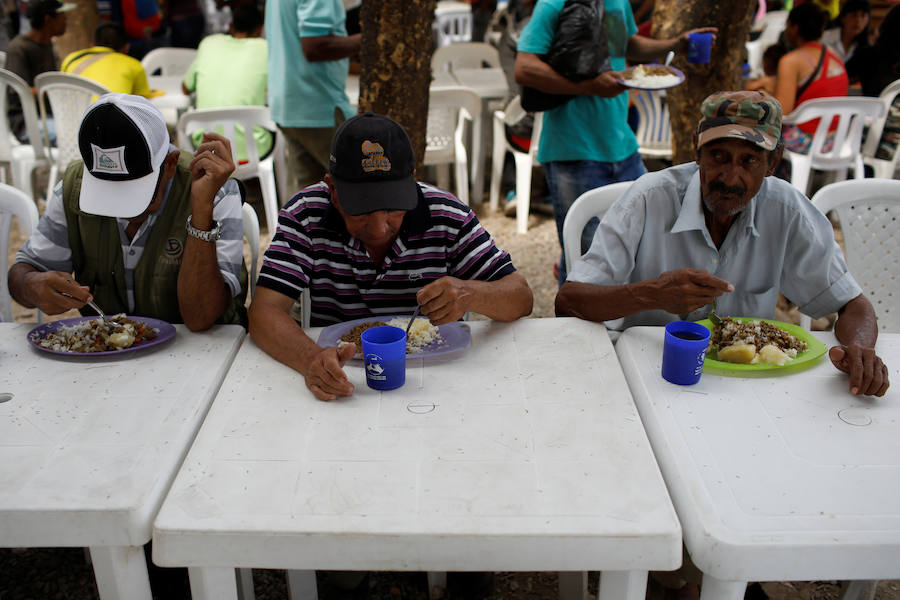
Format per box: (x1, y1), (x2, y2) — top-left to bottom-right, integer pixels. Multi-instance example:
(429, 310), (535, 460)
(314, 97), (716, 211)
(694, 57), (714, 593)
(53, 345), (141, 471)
(568, 162), (862, 330)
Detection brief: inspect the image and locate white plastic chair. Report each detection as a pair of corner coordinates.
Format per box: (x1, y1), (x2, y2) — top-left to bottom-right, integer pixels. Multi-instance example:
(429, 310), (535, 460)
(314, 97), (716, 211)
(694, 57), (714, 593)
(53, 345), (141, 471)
(0, 68), (52, 203)
(140, 47), (197, 77)
(35, 72), (110, 207)
(431, 41), (501, 72)
(633, 89), (672, 161)
(800, 178), (900, 332)
(0, 183), (40, 322)
(562, 181), (633, 273)
(745, 10), (787, 79)
(176, 106), (282, 235)
(488, 95), (542, 234)
(433, 0), (473, 47)
(241, 202), (260, 299)
(424, 87), (481, 206)
(0, 50), (6, 68)
(781, 97), (885, 196)
(861, 78), (900, 179)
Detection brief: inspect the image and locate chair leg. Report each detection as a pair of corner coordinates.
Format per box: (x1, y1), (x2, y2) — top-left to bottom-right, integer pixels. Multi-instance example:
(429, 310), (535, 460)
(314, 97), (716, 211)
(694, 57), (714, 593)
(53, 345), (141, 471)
(489, 115), (507, 213)
(455, 156), (470, 206)
(514, 153), (532, 234)
(258, 165), (279, 235)
(46, 163), (59, 205)
(436, 164), (451, 196)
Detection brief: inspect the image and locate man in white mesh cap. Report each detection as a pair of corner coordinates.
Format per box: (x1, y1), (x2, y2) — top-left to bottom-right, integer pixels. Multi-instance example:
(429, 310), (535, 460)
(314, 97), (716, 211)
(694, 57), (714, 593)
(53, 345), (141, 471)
(9, 93), (248, 330)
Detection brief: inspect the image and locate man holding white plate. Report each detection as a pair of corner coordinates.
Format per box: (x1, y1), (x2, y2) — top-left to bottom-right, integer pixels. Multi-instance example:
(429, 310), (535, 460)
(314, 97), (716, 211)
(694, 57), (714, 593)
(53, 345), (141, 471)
(556, 90), (889, 397)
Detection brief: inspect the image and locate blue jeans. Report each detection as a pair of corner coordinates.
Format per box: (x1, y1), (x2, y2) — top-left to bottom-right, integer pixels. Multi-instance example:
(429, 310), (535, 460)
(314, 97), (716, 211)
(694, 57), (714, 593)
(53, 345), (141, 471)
(545, 151), (646, 286)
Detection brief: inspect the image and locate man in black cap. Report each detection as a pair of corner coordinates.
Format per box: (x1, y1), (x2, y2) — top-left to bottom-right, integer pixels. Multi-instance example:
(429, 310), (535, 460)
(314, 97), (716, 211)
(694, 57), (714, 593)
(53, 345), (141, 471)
(4, 0), (75, 142)
(10, 93), (248, 330)
(249, 112), (534, 402)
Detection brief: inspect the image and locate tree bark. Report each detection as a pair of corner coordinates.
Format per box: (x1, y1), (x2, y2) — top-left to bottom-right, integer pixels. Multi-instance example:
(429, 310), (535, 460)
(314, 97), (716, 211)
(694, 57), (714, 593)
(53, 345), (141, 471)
(652, 0), (756, 164)
(358, 1), (435, 171)
(56, 0), (99, 60)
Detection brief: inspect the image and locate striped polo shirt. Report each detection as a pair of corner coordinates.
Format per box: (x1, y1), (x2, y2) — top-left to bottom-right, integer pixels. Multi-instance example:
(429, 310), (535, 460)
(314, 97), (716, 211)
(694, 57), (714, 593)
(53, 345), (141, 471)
(257, 181), (517, 326)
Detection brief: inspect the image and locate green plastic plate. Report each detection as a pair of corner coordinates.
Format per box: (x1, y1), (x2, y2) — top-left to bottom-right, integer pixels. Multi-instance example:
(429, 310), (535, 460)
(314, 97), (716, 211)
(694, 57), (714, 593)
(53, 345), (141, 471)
(696, 317), (828, 376)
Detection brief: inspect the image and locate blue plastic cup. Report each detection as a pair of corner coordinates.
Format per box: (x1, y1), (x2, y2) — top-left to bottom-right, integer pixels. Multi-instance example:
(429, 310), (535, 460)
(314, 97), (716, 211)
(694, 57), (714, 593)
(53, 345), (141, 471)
(360, 326), (407, 391)
(661, 321), (711, 385)
(687, 32), (713, 64)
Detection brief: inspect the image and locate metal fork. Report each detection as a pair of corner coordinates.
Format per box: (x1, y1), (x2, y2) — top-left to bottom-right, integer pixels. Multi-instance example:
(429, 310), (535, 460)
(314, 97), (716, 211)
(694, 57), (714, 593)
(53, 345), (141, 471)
(709, 296), (721, 326)
(84, 299), (122, 331)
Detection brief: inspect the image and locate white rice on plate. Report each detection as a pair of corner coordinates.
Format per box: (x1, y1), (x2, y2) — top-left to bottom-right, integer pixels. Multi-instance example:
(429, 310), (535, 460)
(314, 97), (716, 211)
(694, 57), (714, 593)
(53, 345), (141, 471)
(626, 64), (681, 88)
(385, 316), (443, 353)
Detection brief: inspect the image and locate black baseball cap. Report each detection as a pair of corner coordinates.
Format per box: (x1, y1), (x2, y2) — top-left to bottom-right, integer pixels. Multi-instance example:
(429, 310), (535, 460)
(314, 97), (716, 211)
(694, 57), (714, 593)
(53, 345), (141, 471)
(26, 0), (76, 22)
(328, 113), (418, 216)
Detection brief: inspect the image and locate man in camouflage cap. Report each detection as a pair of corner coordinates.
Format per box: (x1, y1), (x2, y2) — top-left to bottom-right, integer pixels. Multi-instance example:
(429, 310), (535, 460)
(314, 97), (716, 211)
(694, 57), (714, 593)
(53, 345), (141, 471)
(556, 90), (889, 398)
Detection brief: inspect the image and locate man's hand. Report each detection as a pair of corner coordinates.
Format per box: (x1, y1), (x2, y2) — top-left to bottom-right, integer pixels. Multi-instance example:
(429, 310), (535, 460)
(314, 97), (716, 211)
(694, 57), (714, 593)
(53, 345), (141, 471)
(588, 71), (628, 98)
(829, 345), (890, 397)
(646, 268), (733, 315)
(305, 343), (357, 401)
(20, 269), (91, 314)
(188, 132), (235, 214)
(417, 276), (471, 325)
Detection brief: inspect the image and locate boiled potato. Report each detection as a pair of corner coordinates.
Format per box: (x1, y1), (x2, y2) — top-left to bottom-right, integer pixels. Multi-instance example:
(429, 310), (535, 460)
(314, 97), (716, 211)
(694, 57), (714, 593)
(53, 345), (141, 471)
(755, 344), (790, 366)
(717, 343), (757, 364)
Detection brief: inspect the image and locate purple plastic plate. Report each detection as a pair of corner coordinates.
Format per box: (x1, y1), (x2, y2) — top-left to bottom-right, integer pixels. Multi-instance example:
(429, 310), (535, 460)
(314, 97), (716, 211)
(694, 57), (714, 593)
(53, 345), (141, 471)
(27, 316), (176, 357)
(316, 315), (471, 361)
(620, 65), (685, 90)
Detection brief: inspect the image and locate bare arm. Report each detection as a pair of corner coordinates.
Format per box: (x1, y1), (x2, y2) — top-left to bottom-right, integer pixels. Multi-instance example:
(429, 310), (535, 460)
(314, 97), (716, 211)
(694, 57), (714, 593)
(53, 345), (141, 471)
(8, 262), (91, 314)
(774, 52), (802, 114)
(177, 133), (234, 331)
(626, 27), (718, 63)
(555, 268), (733, 321)
(416, 272), (534, 325)
(828, 294), (889, 396)
(514, 51), (627, 97)
(248, 286), (357, 401)
(300, 33), (361, 62)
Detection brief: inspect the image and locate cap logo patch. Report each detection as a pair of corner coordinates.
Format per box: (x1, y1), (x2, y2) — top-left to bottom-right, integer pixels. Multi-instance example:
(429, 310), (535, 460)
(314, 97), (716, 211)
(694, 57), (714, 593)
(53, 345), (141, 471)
(91, 144), (129, 175)
(360, 140), (391, 173)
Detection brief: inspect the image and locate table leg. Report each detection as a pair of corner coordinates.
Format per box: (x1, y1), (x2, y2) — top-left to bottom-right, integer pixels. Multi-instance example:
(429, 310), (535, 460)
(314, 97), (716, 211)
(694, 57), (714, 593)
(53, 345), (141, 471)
(597, 570), (648, 600)
(188, 567), (239, 600)
(699, 575), (746, 600)
(287, 569), (319, 600)
(89, 545), (152, 600)
(558, 571), (587, 600)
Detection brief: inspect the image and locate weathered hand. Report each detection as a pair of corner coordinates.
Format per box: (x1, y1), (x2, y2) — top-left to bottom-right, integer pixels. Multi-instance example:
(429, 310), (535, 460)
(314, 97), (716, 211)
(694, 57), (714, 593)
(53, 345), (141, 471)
(829, 345), (890, 397)
(304, 343), (357, 401)
(650, 268), (733, 315)
(417, 276), (470, 325)
(188, 132), (235, 214)
(27, 270), (91, 314)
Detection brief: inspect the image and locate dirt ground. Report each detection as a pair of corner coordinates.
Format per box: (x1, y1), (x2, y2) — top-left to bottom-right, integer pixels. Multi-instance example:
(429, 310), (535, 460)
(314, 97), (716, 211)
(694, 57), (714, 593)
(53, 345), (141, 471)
(2, 180), (897, 599)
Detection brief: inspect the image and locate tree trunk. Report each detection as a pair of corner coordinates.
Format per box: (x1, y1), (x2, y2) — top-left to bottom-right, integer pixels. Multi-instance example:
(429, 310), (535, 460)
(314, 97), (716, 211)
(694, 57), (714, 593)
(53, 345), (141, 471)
(56, 0), (99, 60)
(358, 1), (435, 171)
(652, 0), (756, 164)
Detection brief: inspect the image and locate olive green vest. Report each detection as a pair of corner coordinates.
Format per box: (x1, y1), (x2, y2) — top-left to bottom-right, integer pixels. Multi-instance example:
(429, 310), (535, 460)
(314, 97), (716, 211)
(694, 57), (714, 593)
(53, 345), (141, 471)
(61, 152), (247, 326)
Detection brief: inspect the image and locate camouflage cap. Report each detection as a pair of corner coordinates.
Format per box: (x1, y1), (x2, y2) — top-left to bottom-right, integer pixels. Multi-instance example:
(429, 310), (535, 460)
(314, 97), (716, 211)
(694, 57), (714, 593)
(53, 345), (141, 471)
(697, 91), (782, 151)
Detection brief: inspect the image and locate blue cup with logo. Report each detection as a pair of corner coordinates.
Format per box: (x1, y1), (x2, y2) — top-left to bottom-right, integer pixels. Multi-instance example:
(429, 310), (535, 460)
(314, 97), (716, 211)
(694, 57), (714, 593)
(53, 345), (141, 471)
(687, 32), (713, 64)
(661, 321), (710, 385)
(360, 326), (406, 391)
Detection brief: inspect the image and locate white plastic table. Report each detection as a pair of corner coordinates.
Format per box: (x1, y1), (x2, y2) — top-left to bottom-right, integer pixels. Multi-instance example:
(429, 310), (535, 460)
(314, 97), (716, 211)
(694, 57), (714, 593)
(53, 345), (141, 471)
(616, 327), (900, 600)
(153, 317), (681, 600)
(0, 323), (245, 599)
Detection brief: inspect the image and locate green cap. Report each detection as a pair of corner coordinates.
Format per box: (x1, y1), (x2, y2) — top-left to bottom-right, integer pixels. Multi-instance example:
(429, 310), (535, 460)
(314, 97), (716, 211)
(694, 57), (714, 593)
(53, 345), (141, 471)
(697, 91), (782, 151)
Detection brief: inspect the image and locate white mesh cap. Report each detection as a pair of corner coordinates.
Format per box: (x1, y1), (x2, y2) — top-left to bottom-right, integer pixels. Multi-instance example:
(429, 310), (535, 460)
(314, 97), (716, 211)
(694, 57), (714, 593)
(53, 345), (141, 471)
(78, 93), (171, 218)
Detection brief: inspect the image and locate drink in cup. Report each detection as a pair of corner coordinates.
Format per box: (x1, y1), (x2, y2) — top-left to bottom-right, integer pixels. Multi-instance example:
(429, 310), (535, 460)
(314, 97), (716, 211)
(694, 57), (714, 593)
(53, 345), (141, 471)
(360, 326), (407, 391)
(661, 320), (710, 385)
(687, 32), (713, 64)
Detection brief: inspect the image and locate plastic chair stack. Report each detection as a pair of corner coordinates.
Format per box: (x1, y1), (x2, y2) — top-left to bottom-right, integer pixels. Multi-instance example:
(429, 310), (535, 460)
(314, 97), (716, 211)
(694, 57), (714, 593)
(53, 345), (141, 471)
(35, 72), (110, 205)
(177, 106), (282, 235)
(781, 97), (885, 196)
(633, 89), (673, 162)
(433, 0), (473, 47)
(424, 87), (481, 206)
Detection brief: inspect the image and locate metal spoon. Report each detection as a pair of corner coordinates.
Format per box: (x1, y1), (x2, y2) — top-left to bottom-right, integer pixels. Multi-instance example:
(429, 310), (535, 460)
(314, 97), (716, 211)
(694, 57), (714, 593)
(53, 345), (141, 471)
(665, 51), (675, 66)
(405, 305), (422, 338)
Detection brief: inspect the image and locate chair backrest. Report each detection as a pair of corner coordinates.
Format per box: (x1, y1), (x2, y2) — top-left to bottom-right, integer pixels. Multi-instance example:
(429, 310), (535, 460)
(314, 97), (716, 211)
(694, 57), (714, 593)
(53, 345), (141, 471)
(433, 0), (473, 48)
(35, 71), (110, 173)
(633, 89), (672, 159)
(0, 183), (40, 322)
(141, 47), (197, 77)
(241, 202), (259, 299)
(0, 67), (49, 165)
(562, 181), (633, 272)
(861, 78), (900, 175)
(782, 97), (885, 170)
(432, 41), (501, 72)
(809, 178), (900, 333)
(176, 106), (276, 179)
(745, 10), (788, 78)
(425, 86), (481, 156)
